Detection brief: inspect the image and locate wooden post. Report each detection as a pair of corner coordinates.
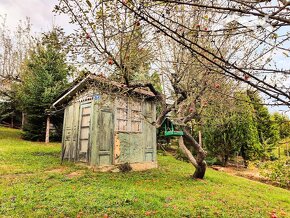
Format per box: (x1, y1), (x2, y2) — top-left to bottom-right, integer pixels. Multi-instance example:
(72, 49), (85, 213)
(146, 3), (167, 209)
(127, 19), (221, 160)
(198, 130), (202, 147)
(45, 115), (50, 144)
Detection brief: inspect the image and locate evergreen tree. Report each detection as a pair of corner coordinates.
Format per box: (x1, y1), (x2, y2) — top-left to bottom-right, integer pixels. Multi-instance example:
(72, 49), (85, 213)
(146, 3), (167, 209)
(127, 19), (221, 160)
(247, 91), (279, 160)
(17, 29), (69, 141)
(203, 92), (260, 166)
(272, 112), (290, 139)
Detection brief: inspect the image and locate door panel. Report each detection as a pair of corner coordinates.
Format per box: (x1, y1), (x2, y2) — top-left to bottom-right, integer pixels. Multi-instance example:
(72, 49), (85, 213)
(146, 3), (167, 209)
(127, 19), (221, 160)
(97, 110), (114, 165)
(79, 104), (91, 162)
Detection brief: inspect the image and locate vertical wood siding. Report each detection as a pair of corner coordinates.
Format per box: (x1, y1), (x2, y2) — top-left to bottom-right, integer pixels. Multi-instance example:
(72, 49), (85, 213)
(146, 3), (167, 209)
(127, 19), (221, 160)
(62, 92), (157, 166)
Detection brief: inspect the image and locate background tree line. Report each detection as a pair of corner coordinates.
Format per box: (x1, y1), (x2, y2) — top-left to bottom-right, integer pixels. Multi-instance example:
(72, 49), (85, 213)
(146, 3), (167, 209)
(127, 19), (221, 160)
(202, 90), (290, 167)
(0, 18), (70, 141)
(1, 0), (290, 179)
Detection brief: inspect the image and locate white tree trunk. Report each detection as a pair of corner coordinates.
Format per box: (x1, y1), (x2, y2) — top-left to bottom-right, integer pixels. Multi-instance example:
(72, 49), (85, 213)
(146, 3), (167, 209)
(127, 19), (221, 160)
(45, 116), (50, 144)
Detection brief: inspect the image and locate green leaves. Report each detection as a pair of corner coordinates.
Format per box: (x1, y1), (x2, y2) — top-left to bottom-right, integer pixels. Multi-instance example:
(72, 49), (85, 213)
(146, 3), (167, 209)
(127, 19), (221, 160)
(16, 29), (69, 141)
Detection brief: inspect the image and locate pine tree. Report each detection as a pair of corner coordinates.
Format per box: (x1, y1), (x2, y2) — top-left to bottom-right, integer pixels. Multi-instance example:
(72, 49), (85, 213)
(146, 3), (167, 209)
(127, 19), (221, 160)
(247, 91), (279, 160)
(17, 29), (69, 141)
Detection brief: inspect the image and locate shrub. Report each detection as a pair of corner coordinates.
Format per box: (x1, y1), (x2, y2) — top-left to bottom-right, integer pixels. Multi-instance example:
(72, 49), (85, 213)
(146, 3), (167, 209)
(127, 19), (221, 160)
(260, 159), (289, 188)
(118, 162), (132, 173)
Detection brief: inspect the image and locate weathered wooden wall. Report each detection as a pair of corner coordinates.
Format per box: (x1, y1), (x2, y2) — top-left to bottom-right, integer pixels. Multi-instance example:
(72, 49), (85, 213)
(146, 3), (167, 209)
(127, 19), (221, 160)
(62, 92), (157, 167)
(113, 101), (156, 164)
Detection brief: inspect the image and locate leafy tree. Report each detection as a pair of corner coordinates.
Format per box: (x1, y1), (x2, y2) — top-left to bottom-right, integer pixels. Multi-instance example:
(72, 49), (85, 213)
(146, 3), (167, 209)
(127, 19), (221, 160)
(203, 92), (260, 167)
(0, 92), (22, 128)
(55, 0), (290, 179)
(272, 112), (290, 139)
(17, 29), (69, 141)
(247, 91), (279, 160)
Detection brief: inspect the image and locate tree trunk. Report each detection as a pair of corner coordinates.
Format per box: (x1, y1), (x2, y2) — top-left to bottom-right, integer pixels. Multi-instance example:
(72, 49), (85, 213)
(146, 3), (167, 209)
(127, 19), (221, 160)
(193, 161), (207, 179)
(222, 155), (228, 167)
(10, 114), (14, 128)
(45, 116), (50, 144)
(178, 128), (207, 179)
(21, 112), (26, 130)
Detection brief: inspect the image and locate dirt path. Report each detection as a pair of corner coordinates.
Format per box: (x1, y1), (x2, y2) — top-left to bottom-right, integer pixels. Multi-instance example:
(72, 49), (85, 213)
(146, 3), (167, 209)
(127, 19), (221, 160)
(210, 164), (285, 188)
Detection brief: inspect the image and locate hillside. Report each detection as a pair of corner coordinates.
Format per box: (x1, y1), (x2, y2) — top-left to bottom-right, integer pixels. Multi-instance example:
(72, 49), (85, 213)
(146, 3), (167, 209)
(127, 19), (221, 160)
(0, 127), (289, 217)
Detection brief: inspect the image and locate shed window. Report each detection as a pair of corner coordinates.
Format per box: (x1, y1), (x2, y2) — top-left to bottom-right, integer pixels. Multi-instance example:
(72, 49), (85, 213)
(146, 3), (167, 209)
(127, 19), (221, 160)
(116, 98), (142, 132)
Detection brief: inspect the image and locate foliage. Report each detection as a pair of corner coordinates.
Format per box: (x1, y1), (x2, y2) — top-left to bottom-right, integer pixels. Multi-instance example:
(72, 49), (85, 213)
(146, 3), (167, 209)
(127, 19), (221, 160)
(247, 91), (280, 160)
(55, 0), (290, 179)
(259, 159), (290, 188)
(16, 29), (69, 141)
(272, 112), (290, 139)
(0, 126), (289, 217)
(203, 92), (261, 166)
(0, 16), (33, 81)
(0, 16), (33, 128)
(0, 93), (22, 128)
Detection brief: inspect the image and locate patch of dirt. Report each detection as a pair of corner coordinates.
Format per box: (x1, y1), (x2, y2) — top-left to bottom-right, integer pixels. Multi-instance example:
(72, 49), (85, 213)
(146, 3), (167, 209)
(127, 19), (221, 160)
(211, 165), (269, 183)
(45, 167), (67, 173)
(66, 170), (85, 178)
(0, 173), (34, 179)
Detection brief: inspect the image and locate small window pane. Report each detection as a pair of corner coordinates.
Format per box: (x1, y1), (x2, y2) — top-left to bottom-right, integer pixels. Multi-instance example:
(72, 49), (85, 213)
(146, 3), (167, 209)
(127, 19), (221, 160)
(117, 98), (128, 109)
(131, 110), (141, 121)
(117, 120), (128, 131)
(117, 108), (128, 119)
(132, 121), (141, 132)
(131, 101), (141, 111)
(82, 107), (91, 115)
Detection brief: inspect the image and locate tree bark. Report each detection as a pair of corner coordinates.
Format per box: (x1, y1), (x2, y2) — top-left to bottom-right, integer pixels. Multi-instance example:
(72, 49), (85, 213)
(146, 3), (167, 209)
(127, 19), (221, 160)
(45, 116), (50, 144)
(21, 112), (26, 130)
(10, 114), (14, 128)
(178, 130), (207, 179)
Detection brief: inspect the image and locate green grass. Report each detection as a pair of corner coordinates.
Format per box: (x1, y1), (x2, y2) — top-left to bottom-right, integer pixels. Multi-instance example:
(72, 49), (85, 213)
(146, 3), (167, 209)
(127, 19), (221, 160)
(0, 127), (289, 217)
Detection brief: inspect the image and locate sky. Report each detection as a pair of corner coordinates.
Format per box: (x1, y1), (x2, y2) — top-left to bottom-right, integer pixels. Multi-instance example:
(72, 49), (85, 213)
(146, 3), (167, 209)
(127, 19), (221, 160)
(0, 0), (71, 33)
(1, 0), (289, 114)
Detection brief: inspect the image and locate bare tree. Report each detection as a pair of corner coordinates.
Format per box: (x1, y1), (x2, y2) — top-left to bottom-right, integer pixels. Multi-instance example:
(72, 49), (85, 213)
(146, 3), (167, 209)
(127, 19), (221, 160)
(55, 0), (290, 178)
(0, 16), (34, 128)
(0, 15), (33, 95)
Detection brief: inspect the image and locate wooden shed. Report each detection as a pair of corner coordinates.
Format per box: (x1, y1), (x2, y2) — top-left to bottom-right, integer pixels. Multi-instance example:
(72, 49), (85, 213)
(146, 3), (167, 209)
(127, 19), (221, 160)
(51, 73), (157, 171)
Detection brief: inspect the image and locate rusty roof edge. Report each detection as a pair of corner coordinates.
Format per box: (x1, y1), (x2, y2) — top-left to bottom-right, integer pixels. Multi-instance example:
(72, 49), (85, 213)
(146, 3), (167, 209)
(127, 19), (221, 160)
(89, 74), (156, 97)
(51, 73), (157, 108)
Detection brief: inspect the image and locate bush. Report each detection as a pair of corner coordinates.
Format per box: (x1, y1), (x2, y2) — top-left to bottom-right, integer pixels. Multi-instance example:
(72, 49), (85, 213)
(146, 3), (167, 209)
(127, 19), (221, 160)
(118, 162), (132, 172)
(260, 159), (289, 188)
(205, 156), (222, 166)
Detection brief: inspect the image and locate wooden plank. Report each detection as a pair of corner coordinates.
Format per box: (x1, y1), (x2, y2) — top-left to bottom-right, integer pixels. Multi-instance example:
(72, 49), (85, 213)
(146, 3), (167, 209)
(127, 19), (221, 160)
(78, 103), (91, 162)
(96, 109), (114, 165)
(72, 101), (80, 161)
(64, 105), (74, 160)
(89, 100), (99, 165)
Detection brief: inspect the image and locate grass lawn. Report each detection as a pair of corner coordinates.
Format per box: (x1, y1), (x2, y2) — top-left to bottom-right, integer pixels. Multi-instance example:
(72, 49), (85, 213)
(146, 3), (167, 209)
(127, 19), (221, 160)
(0, 127), (289, 218)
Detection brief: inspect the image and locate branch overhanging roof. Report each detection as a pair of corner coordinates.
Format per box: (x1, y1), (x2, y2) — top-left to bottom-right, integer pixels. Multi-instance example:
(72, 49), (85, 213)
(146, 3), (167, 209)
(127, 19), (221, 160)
(51, 73), (157, 109)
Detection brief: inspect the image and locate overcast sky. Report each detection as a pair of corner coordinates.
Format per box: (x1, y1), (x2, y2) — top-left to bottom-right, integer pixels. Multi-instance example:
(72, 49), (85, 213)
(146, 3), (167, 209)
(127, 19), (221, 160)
(1, 0), (289, 114)
(0, 0), (71, 33)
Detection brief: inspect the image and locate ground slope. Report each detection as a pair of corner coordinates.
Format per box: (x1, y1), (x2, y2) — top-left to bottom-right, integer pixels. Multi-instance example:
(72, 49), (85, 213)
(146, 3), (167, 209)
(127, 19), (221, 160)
(0, 127), (289, 217)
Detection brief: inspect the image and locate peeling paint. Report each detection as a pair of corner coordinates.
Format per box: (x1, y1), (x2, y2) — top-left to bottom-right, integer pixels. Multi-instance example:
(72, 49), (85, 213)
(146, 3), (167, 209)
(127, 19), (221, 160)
(114, 133), (121, 164)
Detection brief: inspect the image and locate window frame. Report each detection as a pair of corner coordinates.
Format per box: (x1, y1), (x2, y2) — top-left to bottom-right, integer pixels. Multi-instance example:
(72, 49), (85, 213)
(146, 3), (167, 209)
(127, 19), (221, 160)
(115, 97), (143, 133)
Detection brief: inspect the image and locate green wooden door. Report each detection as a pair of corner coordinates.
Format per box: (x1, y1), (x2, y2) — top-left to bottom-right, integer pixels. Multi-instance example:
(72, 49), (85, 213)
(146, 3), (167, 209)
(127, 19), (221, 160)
(96, 109), (114, 165)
